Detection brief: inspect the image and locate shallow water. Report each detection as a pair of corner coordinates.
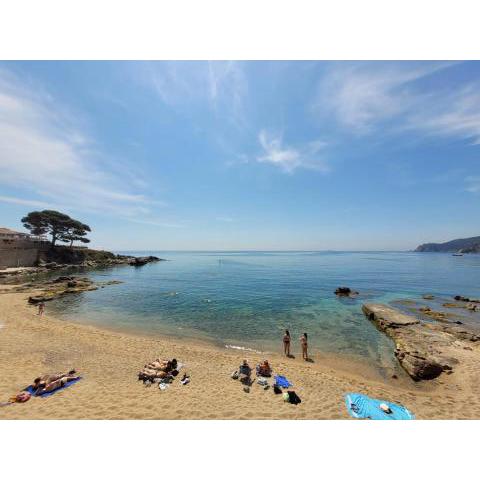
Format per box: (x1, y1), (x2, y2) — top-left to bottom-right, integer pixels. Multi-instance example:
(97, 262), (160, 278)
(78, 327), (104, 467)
(49, 251), (480, 375)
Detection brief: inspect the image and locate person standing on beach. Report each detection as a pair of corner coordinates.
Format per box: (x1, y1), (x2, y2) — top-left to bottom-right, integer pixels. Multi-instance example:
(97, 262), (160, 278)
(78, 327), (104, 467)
(283, 329), (291, 356)
(38, 302), (45, 316)
(300, 333), (308, 360)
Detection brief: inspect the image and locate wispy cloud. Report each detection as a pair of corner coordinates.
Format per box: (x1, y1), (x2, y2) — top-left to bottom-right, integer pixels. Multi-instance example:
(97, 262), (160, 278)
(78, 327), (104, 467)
(407, 85), (480, 144)
(0, 69), (174, 225)
(315, 61), (480, 144)
(257, 130), (328, 173)
(0, 195), (52, 209)
(144, 61), (248, 126)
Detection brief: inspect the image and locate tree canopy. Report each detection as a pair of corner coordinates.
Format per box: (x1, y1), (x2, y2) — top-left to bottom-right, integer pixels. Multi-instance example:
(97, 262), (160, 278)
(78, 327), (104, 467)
(21, 210), (91, 247)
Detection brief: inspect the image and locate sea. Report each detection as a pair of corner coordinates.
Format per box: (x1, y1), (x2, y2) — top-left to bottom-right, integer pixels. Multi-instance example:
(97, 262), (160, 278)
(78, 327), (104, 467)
(48, 251), (480, 377)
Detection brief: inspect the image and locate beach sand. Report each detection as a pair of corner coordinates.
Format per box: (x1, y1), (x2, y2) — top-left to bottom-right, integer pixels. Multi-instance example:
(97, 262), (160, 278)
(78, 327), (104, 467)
(1, 288), (480, 419)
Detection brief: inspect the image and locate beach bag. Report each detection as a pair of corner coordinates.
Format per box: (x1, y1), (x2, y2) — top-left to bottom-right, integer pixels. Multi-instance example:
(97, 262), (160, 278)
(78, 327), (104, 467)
(287, 391), (301, 405)
(273, 385), (282, 395)
(231, 370), (239, 380)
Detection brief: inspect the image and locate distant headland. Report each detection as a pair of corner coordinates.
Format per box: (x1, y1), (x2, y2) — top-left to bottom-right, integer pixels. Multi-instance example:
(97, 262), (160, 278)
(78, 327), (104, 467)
(415, 236), (480, 253)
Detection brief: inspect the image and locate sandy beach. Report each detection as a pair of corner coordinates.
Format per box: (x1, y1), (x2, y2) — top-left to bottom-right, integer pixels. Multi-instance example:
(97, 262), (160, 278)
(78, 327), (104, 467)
(1, 287), (480, 420)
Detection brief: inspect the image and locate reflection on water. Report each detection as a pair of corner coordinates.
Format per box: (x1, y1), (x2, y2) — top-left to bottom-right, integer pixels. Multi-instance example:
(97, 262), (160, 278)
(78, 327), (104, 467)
(49, 251), (480, 376)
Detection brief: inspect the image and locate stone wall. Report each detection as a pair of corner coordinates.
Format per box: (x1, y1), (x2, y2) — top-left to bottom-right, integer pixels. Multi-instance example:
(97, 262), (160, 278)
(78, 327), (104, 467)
(0, 238), (50, 268)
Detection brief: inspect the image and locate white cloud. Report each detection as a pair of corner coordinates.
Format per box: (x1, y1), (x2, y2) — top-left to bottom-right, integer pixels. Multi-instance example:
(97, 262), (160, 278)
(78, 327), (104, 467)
(257, 130), (328, 173)
(316, 62), (451, 132)
(314, 61), (480, 144)
(407, 85), (480, 144)
(0, 69), (174, 225)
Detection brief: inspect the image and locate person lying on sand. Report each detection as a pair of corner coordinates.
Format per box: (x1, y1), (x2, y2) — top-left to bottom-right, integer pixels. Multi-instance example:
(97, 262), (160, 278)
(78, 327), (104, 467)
(145, 358), (177, 372)
(142, 368), (169, 379)
(32, 370), (77, 392)
(256, 360), (272, 377)
(33, 372), (80, 396)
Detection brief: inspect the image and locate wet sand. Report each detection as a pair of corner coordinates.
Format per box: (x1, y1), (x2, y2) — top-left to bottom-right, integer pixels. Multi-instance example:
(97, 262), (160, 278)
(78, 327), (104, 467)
(1, 288), (480, 419)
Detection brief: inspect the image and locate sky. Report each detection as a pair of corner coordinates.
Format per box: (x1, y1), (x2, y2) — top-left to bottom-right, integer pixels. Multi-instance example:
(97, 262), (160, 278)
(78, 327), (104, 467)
(0, 60), (479, 251)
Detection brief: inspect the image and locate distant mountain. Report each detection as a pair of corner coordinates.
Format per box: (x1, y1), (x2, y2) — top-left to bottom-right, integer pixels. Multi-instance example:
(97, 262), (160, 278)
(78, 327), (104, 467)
(415, 236), (480, 253)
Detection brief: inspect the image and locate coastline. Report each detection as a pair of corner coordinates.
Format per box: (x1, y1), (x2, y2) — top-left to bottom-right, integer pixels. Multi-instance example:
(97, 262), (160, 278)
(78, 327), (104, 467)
(2, 288), (480, 419)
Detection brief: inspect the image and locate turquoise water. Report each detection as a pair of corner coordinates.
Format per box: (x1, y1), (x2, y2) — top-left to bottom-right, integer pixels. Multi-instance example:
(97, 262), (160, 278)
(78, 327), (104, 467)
(49, 251), (480, 372)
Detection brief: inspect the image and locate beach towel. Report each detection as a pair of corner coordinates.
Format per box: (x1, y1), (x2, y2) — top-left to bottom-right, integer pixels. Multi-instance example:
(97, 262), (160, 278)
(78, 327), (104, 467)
(25, 378), (82, 398)
(274, 375), (292, 388)
(344, 393), (415, 420)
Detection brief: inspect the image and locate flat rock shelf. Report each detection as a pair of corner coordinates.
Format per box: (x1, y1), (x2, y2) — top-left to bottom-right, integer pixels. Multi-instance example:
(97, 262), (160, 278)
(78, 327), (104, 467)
(362, 303), (480, 381)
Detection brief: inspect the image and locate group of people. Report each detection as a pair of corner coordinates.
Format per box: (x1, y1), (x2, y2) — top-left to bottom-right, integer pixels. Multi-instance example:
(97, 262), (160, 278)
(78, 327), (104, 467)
(235, 359), (272, 386)
(138, 358), (179, 382)
(282, 330), (309, 360)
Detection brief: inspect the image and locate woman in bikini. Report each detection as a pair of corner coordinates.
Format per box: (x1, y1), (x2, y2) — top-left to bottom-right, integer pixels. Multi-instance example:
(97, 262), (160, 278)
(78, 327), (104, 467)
(283, 329), (291, 357)
(300, 332), (308, 361)
(32, 370), (79, 395)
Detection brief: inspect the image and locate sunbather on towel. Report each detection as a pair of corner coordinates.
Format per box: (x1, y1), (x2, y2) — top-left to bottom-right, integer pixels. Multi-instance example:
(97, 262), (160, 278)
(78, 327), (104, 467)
(32, 370), (77, 393)
(146, 360), (170, 371)
(145, 358), (177, 372)
(33, 373), (80, 395)
(256, 360), (272, 377)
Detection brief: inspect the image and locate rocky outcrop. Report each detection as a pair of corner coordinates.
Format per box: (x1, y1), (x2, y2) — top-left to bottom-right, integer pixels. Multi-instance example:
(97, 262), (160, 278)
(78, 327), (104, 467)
(26, 275), (123, 304)
(363, 303), (479, 381)
(0, 248), (165, 284)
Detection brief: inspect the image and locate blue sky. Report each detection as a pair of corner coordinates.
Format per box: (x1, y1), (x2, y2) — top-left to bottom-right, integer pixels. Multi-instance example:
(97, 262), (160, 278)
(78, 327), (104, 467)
(0, 61), (479, 250)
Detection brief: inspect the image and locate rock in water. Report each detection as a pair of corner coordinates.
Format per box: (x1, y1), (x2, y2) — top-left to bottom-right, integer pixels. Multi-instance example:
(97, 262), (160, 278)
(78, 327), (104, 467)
(334, 287), (359, 297)
(128, 256), (161, 266)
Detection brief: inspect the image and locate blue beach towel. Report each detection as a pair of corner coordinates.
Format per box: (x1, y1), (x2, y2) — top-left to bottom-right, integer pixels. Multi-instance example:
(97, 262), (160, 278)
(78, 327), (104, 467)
(344, 393), (414, 420)
(25, 378), (82, 398)
(274, 375), (292, 388)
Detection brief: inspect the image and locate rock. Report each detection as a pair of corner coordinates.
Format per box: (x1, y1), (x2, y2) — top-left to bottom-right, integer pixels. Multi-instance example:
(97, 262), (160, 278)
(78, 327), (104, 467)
(362, 304), (465, 381)
(129, 256), (161, 266)
(52, 276), (75, 283)
(394, 349), (444, 380)
(44, 262), (59, 270)
(422, 294), (435, 300)
(101, 280), (123, 286)
(454, 295), (480, 304)
(419, 307), (449, 322)
(28, 295), (54, 304)
(334, 287), (359, 297)
(442, 302), (477, 312)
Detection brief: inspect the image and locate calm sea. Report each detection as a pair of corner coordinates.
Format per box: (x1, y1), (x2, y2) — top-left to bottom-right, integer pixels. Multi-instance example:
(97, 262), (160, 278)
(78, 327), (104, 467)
(49, 251), (480, 375)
